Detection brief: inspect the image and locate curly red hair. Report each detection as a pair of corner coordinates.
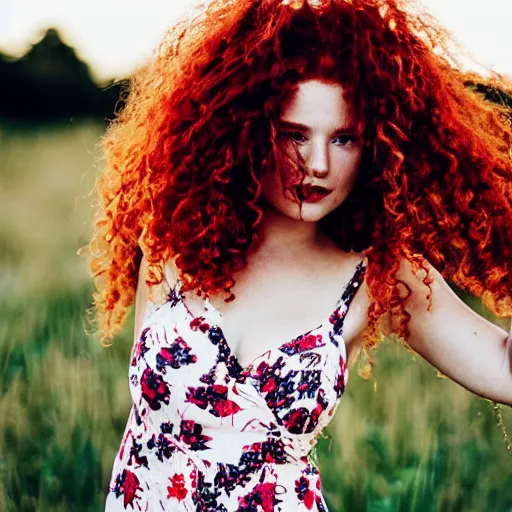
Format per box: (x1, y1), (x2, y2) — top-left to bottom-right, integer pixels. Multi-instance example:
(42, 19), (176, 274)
(83, 0), (512, 376)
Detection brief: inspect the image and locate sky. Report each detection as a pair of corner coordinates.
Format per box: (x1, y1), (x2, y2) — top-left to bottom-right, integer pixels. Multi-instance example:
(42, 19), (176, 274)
(0, 0), (510, 82)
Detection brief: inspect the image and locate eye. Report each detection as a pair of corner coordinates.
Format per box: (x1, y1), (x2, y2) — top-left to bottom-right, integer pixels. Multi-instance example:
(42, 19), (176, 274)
(332, 134), (357, 146)
(284, 131), (308, 145)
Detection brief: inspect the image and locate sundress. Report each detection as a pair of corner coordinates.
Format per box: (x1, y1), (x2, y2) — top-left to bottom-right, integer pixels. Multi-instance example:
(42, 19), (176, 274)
(105, 257), (368, 511)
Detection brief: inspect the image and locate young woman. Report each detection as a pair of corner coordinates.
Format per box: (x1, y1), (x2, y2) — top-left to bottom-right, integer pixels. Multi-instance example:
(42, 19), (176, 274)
(85, 0), (512, 509)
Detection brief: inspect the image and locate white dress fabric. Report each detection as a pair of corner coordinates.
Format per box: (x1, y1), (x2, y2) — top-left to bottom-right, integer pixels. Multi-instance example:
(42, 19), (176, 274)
(105, 258), (367, 511)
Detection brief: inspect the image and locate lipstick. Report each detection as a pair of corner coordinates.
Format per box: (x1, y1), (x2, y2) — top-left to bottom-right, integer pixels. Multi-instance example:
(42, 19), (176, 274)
(300, 183), (332, 202)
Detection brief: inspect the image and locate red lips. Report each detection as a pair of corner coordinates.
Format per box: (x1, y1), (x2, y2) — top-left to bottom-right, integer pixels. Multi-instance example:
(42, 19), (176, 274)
(299, 183), (331, 201)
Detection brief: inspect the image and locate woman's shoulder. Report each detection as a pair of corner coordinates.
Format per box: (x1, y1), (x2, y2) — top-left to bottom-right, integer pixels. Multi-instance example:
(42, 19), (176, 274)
(133, 254), (180, 341)
(162, 255), (180, 289)
(332, 249), (367, 273)
(137, 254), (177, 307)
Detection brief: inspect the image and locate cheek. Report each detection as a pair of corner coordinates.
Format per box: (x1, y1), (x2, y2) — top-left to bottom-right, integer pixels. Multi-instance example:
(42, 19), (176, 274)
(331, 152), (362, 192)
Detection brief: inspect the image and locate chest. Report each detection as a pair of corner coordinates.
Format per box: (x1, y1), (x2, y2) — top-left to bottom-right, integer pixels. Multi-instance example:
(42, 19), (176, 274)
(180, 261), (368, 368)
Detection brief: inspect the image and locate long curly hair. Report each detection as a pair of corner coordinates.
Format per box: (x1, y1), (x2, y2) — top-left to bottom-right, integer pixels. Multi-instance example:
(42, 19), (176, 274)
(83, 0), (512, 376)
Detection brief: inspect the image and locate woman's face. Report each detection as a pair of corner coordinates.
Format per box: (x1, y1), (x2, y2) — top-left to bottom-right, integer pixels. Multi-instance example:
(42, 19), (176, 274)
(261, 79), (363, 222)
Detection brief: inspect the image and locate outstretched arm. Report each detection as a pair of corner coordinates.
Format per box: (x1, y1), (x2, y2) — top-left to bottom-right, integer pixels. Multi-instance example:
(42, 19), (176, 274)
(396, 258), (512, 406)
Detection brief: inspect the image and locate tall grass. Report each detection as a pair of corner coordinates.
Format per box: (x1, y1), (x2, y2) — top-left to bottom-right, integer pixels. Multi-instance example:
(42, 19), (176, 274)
(0, 121), (511, 511)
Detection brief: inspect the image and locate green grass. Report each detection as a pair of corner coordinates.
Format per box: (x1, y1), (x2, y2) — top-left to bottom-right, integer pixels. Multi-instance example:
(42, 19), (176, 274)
(0, 121), (511, 511)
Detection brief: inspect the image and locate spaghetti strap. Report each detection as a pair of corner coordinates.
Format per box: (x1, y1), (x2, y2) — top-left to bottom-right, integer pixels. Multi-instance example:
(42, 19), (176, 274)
(337, 256), (368, 311)
(107, 253), (367, 510)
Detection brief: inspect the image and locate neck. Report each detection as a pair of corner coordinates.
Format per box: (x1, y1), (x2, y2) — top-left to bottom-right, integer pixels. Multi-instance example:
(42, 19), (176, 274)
(249, 207), (332, 262)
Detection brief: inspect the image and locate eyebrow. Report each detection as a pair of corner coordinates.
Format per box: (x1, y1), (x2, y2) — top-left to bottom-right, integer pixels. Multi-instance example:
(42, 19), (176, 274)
(279, 120), (357, 135)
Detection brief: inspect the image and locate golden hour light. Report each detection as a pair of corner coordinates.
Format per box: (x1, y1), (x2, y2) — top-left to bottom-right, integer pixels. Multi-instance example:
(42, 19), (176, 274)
(0, 0), (510, 80)
(1, 1), (511, 510)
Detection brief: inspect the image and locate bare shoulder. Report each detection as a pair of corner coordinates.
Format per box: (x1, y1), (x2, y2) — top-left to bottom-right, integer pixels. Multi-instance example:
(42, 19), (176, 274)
(345, 255), (433, 346)
(133, 255), (176, 341)
(162, 255), (180, 290)
(133, 255), (152, 342)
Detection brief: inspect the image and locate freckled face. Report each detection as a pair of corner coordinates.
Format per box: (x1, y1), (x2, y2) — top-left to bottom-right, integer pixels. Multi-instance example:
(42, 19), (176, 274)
(260, 79), (364, 222)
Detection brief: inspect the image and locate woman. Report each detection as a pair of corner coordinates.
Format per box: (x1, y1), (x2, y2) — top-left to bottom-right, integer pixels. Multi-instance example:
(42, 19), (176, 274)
(85, 0), (512, 509)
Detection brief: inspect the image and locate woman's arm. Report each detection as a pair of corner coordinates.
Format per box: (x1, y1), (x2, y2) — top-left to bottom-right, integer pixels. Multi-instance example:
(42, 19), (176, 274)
(396, 258), (512, 405)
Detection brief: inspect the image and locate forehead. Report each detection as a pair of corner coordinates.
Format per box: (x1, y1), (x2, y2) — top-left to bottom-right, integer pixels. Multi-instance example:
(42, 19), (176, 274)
(280, 79), (355, 127)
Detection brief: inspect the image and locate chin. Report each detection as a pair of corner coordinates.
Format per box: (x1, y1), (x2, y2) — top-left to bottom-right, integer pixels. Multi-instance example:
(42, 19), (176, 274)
(274, 201), (338, 222)
(298, 205), (336, 222)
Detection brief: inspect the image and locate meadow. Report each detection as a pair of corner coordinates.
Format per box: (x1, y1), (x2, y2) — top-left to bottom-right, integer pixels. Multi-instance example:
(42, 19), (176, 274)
(0, 120), (511, 511)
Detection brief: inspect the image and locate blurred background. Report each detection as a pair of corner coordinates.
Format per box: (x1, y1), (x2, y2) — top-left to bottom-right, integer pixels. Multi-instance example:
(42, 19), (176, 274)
(0, 1), (511, 511)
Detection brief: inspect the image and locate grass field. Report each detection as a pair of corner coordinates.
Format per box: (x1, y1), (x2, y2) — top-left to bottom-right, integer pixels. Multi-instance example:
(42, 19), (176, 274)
(0, 120), (511, 511)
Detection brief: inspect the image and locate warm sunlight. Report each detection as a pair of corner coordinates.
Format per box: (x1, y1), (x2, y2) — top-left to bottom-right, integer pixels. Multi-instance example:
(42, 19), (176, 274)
(0, 0), (510, 80)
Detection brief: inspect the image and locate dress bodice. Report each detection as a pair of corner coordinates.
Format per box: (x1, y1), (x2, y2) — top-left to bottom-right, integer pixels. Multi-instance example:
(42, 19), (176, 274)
(105, 257), (368, 511)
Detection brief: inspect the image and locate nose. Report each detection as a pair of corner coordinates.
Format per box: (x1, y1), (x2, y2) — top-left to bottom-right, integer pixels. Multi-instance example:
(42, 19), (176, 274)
(308, 139), (329, 178)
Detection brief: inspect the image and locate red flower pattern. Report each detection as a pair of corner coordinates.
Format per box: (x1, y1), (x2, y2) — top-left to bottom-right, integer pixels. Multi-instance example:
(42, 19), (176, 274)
(106, 259), (367, 511)
(167, 473), (188, 500)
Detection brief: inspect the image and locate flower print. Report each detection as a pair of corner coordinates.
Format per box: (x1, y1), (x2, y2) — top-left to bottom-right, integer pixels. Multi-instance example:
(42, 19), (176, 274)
(328, 307), (347, 337)
(130, 328), (151, 366)
(261, 377), (277, 393)
(177, 420), (213, 451)
(297, 370), (321, 399)
(207, 325), (224, 345)
(238, 481), (280, 512)
(282, 407), (309, 434)
(133, 407), (142, 426)
(307, 402), (324, 433)
(190, 467), (197, 489)
(214, 462), (254, 493)
(167, 473), (188, 500)
(211, 384), (228, 394)
(299, 351), (322, 369)
(112, 469), (142, 509)
(160, 421), (174, 434)
(282, 391), (328, 434)
(251, 360), (269, 377)
(186, 386), (210, 409)
(168, 284), (182, 307)
(239, 439), (288, 472)
(260, 363), (298, 413)
(256, 482), (279, 512)
(190, 316), (211, 333)
(186, 384), (241, 417)
(212, 397), (241, 417)
(140, 367), (171, 410)
(106, 258), (368, 509)
(156, 337), (198, 372)
(191, 470), (223, 509)
(328, 330), (340, 348)
(334, 356), (348, 397)
(127, 437), (148, 468)
(147, 433), (177, 462)
(185, 386), (209, 410)
(280, 333), (325, 356)
(295, 476), (315, 510)
(317, 388), (329, 410)
(197, 326), (245, 384)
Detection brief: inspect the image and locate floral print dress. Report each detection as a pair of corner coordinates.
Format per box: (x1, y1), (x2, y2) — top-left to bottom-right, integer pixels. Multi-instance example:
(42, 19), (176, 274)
(105, 258), (367, 511)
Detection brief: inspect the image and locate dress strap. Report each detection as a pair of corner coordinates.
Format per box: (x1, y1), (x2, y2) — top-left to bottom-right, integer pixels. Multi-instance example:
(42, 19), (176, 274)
(335, 256), (368, 312)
